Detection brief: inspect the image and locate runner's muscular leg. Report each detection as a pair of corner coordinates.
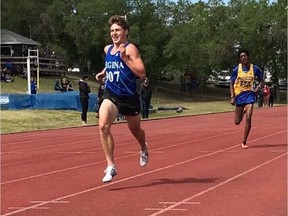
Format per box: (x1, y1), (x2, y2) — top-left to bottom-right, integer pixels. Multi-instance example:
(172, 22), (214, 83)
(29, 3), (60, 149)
(243, 104), (254, 144)
(98, 99), (119, 166)
(234, 106), (245, 125)
(125, 115), (147, 151)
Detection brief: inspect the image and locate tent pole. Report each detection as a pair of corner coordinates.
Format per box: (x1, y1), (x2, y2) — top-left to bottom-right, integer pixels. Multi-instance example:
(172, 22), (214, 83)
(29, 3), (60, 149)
(27, 49), (31, 94)
(37, 49), (40, 89)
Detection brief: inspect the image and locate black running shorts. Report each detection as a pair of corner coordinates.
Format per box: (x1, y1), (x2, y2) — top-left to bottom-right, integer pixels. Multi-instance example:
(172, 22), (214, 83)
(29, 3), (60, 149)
(102, 88), (141, 116)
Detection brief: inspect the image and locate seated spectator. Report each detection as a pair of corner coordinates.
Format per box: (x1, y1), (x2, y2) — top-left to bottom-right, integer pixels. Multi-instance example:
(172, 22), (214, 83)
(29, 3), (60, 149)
(60, 77), (74, 92)
(5, 61), (19, 76)
(54, 79), (61, 91)
(1, 69), (14, 83)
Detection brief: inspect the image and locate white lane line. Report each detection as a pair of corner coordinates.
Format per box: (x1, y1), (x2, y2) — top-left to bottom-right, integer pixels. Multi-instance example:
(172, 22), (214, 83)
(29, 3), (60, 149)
(181, 202), (201, 205)
(1, 139), (99, 154)
(125, 151), (138, 154)
(2, 132), (100, 146)
(148, 152), (287, 216)
(145, 208), (187, 211)
(2, 131), (285, 216)
(56, 152), (97, 154)
(270, 150), (287, 153)
(8, 207), (50, 210)
(30, 201), (70, 204)
(1, 144), (244, 216)
(159, 202), (201, 205)
(1, 130), (243, 185)
(198, 151), (212, 153)
(126, 151), (164, 154)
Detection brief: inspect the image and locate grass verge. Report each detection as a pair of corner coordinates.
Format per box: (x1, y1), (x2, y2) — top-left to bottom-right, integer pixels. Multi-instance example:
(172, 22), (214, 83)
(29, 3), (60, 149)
(1, 76), (285, 134)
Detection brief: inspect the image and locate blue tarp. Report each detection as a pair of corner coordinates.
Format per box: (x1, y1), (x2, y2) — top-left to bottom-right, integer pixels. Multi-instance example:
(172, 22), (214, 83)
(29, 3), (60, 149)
(0, 92), (97, 111)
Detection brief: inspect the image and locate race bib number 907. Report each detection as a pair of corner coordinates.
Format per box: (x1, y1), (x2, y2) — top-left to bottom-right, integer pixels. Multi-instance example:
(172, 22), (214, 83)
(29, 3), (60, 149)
(107, 71), (120, 82)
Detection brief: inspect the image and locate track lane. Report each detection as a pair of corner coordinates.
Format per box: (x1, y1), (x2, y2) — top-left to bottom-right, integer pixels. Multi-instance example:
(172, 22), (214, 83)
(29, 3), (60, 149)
(1, 106), (287, 216)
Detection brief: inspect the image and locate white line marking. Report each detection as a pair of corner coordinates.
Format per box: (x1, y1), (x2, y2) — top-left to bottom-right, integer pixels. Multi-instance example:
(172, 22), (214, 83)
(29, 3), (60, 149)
(57, 152), (97, 154)
(1, 139), (98, 154)
(126, 151), (164, 154)
(0, 131), (286, 185)
(29, 201), (70, 204)
(1, 130), (244, 185)
(148, 152), (287, 216)
(0, 152), (24, 155)
(2, 132), (100, 146)
(159, 202), (201, 205)
(182, 202), (201, 205)
(270, 150), (287, 153)
(0, 143), (244, 216)
(8, 207), (49, 210)
(2, 131), (285, 216)
(145, 208), (165, 211)
(145, 208), (187, 211)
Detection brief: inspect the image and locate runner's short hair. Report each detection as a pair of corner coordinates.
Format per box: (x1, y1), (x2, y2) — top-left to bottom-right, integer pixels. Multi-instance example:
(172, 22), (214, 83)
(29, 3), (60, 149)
(108, 15), (129, 32)
(237, 49), (250, 58)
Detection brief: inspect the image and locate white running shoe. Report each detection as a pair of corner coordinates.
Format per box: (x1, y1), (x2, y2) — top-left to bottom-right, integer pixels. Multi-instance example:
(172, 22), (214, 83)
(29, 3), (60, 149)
(102, 166), (117, 183)
(140, 143), (149, 167)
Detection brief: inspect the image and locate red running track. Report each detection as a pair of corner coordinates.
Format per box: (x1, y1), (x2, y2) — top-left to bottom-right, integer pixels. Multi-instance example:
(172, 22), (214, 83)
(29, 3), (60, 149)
(1, 106), (287, 216)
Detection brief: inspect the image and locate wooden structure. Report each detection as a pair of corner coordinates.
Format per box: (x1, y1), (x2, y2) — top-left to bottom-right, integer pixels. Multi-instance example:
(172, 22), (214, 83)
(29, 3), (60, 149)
(1, 29), (67, 76)
(1, 56), (67, 76)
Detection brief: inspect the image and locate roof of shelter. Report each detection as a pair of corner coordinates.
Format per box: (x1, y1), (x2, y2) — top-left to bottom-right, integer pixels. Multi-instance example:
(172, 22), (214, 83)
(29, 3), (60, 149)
(1, 29), (41, 46)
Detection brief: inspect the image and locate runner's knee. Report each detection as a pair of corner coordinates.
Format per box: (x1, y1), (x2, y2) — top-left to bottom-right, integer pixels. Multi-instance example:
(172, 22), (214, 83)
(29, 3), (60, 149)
(235, 120), (241, 125)
(99, 123), (110, 135)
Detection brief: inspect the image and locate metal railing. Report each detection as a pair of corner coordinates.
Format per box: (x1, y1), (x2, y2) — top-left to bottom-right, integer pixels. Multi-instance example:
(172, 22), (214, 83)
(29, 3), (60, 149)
(1, 55), (67, 76)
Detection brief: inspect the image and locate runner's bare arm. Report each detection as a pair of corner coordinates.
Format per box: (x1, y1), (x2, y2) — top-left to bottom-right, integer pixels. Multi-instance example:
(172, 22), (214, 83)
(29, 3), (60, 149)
(119, 43), (146, 80)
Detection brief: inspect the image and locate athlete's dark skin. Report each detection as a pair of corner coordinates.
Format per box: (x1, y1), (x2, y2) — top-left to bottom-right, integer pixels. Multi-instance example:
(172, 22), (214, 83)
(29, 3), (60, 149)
(230, 51), (264, 148)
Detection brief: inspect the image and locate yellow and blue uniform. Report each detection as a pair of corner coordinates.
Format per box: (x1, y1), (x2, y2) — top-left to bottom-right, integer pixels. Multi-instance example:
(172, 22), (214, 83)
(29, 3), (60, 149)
(231, 63), (263, 106)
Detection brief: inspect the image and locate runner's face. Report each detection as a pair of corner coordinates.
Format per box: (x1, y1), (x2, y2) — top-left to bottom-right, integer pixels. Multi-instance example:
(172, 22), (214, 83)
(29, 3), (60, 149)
(110, 23), (127, 45)
(239, 52), (249, 65)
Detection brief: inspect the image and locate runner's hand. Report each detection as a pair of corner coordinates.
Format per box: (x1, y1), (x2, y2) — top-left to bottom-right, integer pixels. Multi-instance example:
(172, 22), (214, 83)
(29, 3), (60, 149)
(119, 44), (129, 61)
(95, 69), (106, 81)
(230, 97), (235, 106)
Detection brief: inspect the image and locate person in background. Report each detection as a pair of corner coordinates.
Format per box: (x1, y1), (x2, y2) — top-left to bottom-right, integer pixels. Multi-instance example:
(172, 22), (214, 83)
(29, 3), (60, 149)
(140, 77), (152, 119)
(230, 49), (263, 149)
(180, 73), (186, 93)
(269, 84), (276, 107)
(256, 85), (264, 107)
(60, 77), (74, 92)
(95, 15), (149, 183)
(263, 84), (270, 107)
(79, 75), (91, 125)
(54, 79), (61, 91)
(31, 76), (37, 94)
(96, 77), (105, 118)
(51, 51), (56, 58)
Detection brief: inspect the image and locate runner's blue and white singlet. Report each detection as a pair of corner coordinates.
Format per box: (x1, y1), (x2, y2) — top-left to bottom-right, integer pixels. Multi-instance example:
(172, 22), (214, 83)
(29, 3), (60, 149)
(105, 43), (137, 96)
